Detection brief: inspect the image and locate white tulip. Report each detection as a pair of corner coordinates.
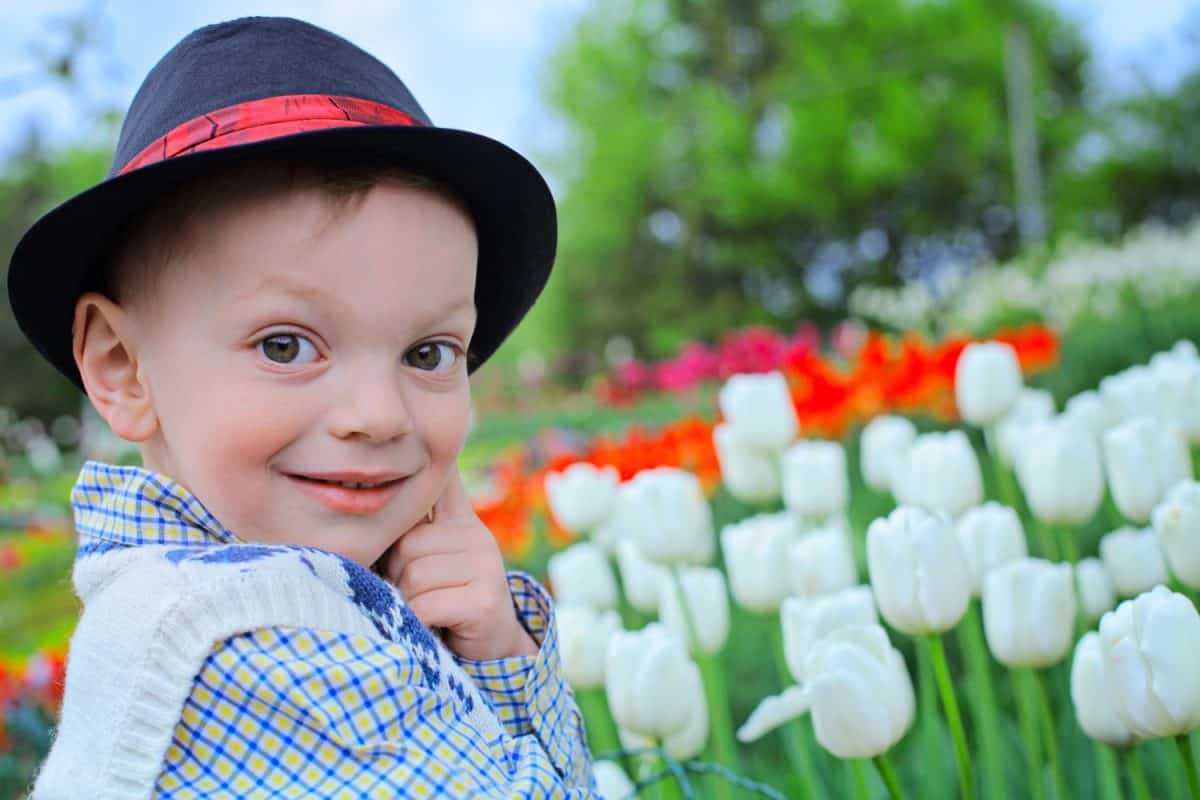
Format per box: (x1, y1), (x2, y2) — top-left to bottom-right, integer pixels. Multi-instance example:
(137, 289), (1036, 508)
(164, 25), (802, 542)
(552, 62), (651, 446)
(557, 605), (623, 689)
(737, 625), (915, 758)
(982, 559), (1076, 668)
(659, 567), (730, 654)
(712, 422), (781, 504)
(1151, 480), (1200, 588)
(547, 542), (619, 610)
(956, 502), (1028, 596)
(1071, 632), (1135, 747)
(1063, 390), (1112, 444)
(781, 439), (848, 520)
(1101, 368), (1161, 428)
(544, 462), (620, 534)
(623, 467), (714, 565)
(594, 760), (636, 800)
(891, 430), (983, 518)
(1100, 527), (1170, 597)
(718, 371), (799, 450)
(721, 512), (801, 612)
(1076, 557), (1118, 622)
(1098, 586), (1200, 738)
(955, 341), (1023, 426)
(860, 415), (917, 494)
(788, 521), (858, 597)
(996, 388), (1056, 466)
(781, 586), (878, 683)
(1149, 360), (1200, 443)
(1103, 416), (1193, 523)
(1015, 418), (1105, 525)
(614, 539), (669, 613)
(867, 506), (971, 635)
(606, 624), (709, 759)
(590, 482), (640, 555)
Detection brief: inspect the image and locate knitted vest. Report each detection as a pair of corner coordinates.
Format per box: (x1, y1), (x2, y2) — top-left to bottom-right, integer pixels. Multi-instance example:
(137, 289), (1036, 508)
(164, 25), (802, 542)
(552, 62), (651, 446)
(30, 541), (500, 800)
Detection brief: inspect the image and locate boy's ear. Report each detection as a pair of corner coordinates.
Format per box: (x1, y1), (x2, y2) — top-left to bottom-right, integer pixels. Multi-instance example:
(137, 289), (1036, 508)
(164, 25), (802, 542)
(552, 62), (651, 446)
(72, 291), (158, 442)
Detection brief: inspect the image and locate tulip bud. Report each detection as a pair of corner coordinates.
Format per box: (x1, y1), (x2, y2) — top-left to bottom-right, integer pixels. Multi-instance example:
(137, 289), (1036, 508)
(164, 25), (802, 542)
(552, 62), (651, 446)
(782, 439), (849, 520)
(594, 761), (636, 800)
(615, 539), (669, 613)
(659, 567), (730, 654)
(982, 559), (1076, 668)
(1100, 526), (1170, 597)
(1151, 480), (1200, 589)
(606, 623), (709, 759)
(1103, 416), (1193, 524)
(1015, 418), (1105, 525)
(805, 625), (916, 758)
(1098, 586), (1200, 738)
(1070, 632), (1135, 747)
(1063, 390), (1112, 444)
(1148, 360), (1200, 444)
(891, 430), (984, 518)
(867, 506), (971, 635)
(996, 388), (1056, 466)
(788, 520), (858, 597)
(557, 605), (623, 689)
(718, 371), (799, 450)
(955, 341), (1023, 426)
(548, 542), (619, 610)
(860, 415), (917, 494)
(712, 422), (781, 504)
(781, 586), (878, 683)
(721, 512), (801, 613)
(623, 467), (715, 565)
(1076, 557), (1117, 622)
(956, 502), (1028, 597)
(544, 462), (620, 534)
(1101, 368), (1159, 428)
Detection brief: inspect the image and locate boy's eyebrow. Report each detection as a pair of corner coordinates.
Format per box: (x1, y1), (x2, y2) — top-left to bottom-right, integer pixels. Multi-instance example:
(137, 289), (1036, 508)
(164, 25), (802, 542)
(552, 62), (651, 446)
(238, 274), (477, 324)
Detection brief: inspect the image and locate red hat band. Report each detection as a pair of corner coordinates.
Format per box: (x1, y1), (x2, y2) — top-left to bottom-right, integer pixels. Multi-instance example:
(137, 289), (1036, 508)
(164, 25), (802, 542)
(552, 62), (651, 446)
(119, 94), (422, 176)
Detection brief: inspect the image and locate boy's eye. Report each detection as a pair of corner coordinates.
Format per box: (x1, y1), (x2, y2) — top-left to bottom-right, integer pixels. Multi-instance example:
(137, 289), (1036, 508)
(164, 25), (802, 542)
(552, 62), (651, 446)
(259, 334), (319, 365)
(405, 342), (459, 373)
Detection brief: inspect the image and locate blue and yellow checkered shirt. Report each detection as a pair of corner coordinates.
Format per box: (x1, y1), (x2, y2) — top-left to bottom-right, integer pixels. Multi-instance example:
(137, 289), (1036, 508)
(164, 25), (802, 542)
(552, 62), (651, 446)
(70, 461), (598, 798)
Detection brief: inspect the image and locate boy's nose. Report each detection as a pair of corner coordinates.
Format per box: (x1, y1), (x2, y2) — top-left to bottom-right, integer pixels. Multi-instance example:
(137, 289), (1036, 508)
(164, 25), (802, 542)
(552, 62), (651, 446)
(326, 363), (415, 443)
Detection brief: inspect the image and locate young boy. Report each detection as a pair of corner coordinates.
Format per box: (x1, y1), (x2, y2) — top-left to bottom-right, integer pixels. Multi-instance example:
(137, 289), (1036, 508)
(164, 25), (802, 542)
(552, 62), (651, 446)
(8, 16), (598, 798)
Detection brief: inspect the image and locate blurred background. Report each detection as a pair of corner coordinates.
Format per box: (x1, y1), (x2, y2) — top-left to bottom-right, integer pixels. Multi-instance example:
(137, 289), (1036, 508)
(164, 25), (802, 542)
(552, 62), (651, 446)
(2, 1), (1200, 797)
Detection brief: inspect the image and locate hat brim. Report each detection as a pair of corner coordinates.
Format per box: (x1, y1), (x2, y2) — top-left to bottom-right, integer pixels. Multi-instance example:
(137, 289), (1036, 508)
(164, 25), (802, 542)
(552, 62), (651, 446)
(7, 124), (557, 390)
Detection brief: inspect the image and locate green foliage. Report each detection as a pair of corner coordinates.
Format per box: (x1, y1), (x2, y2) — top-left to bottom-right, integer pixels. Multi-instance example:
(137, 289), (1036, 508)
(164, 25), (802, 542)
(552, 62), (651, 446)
(542, 0), (1093, 365)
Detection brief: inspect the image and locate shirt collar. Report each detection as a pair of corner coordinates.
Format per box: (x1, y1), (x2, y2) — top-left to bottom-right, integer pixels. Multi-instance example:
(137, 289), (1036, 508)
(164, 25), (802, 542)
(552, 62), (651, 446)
(71, 460), (240, 552)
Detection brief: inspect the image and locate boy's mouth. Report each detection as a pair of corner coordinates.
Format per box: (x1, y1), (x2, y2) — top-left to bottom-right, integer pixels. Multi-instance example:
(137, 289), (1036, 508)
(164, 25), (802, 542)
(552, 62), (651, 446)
(284, 471), (409, 514)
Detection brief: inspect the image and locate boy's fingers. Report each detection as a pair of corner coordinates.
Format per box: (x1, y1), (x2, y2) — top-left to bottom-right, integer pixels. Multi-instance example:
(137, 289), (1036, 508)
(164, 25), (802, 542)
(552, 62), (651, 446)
(432, 466), (474, 520)
(405, 585), (471, 632)
(394, 552), (468, 600)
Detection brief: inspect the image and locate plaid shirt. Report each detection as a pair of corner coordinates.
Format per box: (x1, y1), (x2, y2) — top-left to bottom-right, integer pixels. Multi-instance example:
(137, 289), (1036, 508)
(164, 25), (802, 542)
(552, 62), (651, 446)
(69, 461), (597, 798)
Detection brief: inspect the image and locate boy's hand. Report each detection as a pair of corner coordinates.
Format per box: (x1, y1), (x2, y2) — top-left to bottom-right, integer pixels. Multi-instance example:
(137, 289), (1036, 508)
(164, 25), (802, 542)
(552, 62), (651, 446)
(377, 467), (540, 661)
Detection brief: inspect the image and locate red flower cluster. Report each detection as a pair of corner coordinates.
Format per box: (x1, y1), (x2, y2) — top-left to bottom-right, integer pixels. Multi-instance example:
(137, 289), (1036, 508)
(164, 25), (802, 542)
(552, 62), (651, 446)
(0, 648), (67, 750)
(475, 324), (1059, 556)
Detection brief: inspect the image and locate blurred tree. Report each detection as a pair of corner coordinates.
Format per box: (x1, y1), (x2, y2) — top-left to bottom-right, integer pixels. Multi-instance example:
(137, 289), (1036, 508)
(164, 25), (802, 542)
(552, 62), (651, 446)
(541, 0), (1092, 370)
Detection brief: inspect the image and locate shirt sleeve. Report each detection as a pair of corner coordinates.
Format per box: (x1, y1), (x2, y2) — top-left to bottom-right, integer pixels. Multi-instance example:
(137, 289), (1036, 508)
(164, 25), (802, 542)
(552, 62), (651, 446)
(153, 614), (598, 797)
(453, 570), (593, 779)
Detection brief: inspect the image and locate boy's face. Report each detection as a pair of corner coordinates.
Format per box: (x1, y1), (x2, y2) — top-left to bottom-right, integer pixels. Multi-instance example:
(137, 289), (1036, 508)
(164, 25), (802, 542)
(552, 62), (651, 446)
(102, 180), (478, 568)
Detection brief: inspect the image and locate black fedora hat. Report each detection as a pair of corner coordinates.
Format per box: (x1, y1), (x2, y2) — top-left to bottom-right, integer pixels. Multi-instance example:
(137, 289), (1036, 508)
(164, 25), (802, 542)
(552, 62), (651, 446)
(7, 16), (556, 389)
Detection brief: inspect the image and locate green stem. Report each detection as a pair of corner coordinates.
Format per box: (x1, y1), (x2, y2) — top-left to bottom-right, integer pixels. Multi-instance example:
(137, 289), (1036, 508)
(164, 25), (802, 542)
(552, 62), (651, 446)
(1104, 490), (1127, 530)
(770, 620), (826, 800)
(1177, 734), (1200, 800)
(985, 426), (1021, 511)
(1123, 746), (1151, 800)
(962, 603), (1007, 800)
(873, 753), (908, 800)
(696, 651), (740, 785)
(917, 641), (948, 800)
(1095, 743), (1124, 800)
(848, 759), (870, 800)
(1034, 517), (1060, 562)
(1015, 669), (1046, 800)
(1058, 524), (1080, 564)
(925, 635), (973, 800)
(1032, 670), (1068, 800)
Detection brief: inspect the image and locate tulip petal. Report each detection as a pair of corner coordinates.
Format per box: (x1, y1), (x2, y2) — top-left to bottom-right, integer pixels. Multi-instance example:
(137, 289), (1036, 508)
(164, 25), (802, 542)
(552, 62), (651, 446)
(736, 685), (810, 743)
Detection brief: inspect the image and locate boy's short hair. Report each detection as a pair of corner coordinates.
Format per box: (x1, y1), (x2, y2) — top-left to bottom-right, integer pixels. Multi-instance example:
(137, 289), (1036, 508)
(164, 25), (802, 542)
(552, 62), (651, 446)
(103, 157), (475, 312)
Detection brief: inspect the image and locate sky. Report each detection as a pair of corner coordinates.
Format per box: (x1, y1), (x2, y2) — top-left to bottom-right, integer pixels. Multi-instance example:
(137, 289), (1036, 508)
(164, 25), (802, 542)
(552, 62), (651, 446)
(0, 0), (1196, 191)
